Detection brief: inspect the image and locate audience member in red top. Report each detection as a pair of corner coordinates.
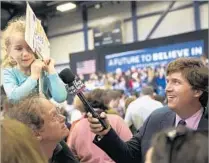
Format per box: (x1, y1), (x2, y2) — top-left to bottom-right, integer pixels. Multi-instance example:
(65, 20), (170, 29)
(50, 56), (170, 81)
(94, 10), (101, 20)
(67, 89), (132, 163)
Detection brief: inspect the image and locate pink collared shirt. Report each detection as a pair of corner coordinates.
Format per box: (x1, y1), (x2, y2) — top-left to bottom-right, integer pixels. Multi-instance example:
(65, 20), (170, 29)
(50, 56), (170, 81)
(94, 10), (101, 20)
(175, 108), (203, 130)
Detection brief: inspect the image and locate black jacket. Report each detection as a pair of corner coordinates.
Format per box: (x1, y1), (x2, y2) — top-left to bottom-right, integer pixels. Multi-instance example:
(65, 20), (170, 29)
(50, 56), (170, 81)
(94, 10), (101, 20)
(93, 106), (208, 163)
(50, 140), (79, 163)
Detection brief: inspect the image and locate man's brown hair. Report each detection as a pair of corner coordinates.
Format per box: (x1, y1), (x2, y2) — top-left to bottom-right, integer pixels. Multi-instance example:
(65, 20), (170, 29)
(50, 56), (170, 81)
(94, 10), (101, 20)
(166, 57), (204, 78)
(166, 57), (208, 108)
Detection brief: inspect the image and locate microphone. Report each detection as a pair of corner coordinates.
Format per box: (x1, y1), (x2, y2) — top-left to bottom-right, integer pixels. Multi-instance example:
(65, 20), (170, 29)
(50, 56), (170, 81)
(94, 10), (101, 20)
(59, 68), (108, 130)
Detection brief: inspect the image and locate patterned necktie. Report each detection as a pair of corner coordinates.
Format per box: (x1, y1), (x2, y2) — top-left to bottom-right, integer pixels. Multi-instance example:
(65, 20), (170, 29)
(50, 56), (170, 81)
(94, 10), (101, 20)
(178, 120), (186, 126)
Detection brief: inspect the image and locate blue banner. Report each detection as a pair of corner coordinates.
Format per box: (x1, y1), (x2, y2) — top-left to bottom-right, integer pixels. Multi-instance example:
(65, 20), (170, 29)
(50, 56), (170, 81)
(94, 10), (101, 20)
(105, 40), (204, 73)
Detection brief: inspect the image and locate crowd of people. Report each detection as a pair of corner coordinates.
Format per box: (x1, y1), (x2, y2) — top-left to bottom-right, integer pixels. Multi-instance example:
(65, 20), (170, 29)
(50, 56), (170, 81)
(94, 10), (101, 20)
(1, 16), (208, 163)
(81, 64), (167, 97)
(82, 53), (209, 99)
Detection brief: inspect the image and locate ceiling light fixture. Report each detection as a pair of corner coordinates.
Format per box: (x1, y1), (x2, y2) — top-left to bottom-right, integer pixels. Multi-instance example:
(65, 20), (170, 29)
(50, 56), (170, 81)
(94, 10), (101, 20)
(56, 2), (76, 12)
(95, 4), (101, 9)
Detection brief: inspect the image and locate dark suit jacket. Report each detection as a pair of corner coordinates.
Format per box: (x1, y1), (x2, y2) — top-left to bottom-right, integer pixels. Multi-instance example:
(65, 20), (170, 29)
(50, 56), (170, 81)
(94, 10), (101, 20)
(50, 140), (79, 163)
(93, 106), (208, 163)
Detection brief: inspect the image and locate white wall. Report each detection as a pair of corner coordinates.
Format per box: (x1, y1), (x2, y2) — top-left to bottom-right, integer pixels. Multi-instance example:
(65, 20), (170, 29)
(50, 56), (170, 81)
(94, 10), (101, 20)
(137, 1), (170, 15)
(47, 10), (83, 37)
(137, 15), (160, 41)
(137, 1), (195, 40)
(49, 32), (84, 64)
(88, 29), (94, 50)
(151, 7), (195, 39)
(123, 21), (133, 44)
(172, 1), (193, 9)
(200, 3), (209, 29)
(55, 64), (70, 73)
(46, 2), (208, 64)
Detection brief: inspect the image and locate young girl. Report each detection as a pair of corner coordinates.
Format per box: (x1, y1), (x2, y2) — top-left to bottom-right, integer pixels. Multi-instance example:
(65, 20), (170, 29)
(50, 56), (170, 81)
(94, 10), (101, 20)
(2, 17), (67, 103)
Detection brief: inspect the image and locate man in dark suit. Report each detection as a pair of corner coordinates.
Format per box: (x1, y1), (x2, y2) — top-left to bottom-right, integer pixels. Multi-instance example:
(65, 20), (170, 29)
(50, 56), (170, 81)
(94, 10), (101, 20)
(87, 58), (208, 163)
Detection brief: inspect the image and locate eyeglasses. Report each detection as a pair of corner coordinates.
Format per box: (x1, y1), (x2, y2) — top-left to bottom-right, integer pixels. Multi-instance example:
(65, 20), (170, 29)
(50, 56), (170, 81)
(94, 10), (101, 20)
(51, 107), (64, 121)
(55, 106), (62, 114)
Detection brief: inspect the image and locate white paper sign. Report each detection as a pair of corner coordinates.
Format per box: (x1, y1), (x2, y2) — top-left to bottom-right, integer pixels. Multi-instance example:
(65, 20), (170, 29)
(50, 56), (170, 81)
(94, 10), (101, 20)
(25, 2), (50, 60)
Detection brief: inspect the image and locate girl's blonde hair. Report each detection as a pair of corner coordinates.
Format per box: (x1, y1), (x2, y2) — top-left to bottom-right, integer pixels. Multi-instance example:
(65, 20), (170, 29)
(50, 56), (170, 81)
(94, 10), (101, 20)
(1, 117), (48, 163)
(1, 17), (26, 68)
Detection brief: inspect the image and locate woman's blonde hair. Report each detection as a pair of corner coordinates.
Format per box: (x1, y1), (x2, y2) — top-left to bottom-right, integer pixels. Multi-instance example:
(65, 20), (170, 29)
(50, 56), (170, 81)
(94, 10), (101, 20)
(1, 17), (26, 68)
(1, 117), (47, 163)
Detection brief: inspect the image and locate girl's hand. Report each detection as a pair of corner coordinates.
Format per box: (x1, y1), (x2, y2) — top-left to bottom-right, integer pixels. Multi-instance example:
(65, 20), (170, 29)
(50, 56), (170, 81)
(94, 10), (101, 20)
(44, 58), (56, 74)
(30, 59), (45, 80)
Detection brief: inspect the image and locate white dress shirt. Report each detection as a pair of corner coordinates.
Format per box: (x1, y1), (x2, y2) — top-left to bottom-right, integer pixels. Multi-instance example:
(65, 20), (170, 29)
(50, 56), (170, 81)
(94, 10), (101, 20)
(125, 95), (163, 130)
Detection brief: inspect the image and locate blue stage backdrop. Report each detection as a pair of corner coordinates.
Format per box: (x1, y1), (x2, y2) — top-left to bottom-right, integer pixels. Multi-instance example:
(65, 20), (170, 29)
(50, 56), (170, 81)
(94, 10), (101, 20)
(105, 40), (204, 73)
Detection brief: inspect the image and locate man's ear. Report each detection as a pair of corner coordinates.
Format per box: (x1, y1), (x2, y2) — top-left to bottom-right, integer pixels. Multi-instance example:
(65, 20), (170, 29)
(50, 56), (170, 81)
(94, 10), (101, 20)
(194, 90), (203, 98)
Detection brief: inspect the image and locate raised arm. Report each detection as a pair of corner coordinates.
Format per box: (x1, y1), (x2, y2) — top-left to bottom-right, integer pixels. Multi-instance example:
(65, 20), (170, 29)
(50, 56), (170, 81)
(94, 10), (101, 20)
(46, 73), (67, 103)
(44, 58), (67, 103)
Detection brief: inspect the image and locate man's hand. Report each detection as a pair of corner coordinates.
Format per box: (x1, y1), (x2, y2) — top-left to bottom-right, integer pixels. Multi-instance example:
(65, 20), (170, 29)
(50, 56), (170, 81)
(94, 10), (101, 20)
(87, 112), (111, 136)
